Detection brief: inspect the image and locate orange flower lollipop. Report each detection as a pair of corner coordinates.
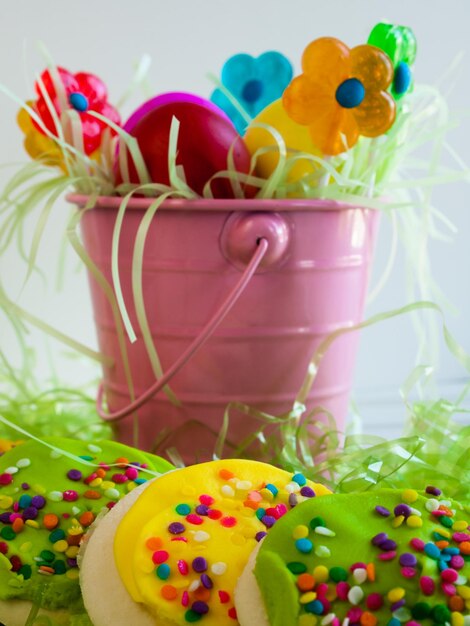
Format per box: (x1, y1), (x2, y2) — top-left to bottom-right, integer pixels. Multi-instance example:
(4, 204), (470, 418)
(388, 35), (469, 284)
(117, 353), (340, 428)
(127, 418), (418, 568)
(283, 37), (396, 155)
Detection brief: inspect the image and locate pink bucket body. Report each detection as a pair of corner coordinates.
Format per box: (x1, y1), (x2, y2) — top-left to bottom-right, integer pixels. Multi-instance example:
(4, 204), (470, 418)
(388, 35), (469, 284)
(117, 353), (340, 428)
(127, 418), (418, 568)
(73, 197), (379, 460)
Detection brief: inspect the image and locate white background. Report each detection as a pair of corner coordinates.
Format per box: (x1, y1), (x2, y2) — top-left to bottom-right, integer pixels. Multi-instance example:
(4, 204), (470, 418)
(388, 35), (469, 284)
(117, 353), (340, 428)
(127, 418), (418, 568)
(1, 0), (469, 436)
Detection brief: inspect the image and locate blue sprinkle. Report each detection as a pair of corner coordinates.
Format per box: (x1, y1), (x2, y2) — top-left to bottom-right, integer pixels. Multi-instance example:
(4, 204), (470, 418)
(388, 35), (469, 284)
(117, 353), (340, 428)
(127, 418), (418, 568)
(156, 563), (170, 580)
(438, 559), (450, 571)
(19, 494), (32, 509)
(424, 542), (441, 559)
(295, 538), (313, 554)
(134, 478), (147, 485)
(292, 473), (307, 487)
(265, 484), (278, 496)
(175, 504), (191, 516)
(255, 508), (266, 520)
(305, 599), (324, 615)
(387, 620), (401, 626)
(79, 455), (94, 461)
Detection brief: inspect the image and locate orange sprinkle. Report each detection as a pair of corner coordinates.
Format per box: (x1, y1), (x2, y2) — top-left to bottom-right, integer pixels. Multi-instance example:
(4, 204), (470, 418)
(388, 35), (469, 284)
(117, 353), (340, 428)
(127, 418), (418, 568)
(438, 505), (453, 516)
(360, 611), (378, 626)
(146, 537), (163, 550)
(84, 490), (101, 500)
(297, 573), (315, 592)
(435, 540), (449, 550)
(12, 518), (24, 533)
(115, 457), (129, 468)
(449, 595), (465, 611)
(96, 468), (106, 478)
(67, 534), (83, 546)
(161, 584), (178, 601)
(39, 565), (55, 575)
(366, 562), (376, 582)
(243, 500), (258, 510)
(219, 469), (235, 480)
(43, 514), (59, 530)
(459, 541), (470, 555)
(194, 587), (211, 602)
(79, 511), (95, 527)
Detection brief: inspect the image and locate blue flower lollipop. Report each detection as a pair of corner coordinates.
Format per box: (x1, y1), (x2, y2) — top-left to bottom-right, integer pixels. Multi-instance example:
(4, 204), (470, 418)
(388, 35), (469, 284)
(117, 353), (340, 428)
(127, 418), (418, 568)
(211, 51), (293, 134)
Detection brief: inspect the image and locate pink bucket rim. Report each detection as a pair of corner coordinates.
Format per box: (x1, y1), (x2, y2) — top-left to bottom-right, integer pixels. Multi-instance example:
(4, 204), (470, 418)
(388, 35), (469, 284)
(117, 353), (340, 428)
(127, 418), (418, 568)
(67, 194), (378, 213)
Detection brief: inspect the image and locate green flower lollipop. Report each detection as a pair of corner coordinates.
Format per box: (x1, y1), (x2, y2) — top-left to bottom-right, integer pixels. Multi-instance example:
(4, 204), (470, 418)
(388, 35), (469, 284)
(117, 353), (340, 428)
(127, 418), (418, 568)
(368, 23), (417, 99)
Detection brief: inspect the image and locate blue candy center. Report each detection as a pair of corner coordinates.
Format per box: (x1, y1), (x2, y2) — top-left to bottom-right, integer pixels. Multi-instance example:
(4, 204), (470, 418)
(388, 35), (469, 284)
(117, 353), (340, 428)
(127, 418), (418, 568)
(393, 61), (412, 95)
(242, 79), (263, 103)
(335, 78), (365, 109)
(68, 92), (89, 112)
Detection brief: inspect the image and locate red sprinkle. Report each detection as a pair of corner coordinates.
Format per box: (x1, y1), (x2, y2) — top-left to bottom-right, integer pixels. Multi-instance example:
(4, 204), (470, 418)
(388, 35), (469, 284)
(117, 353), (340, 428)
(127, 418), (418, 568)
(419, 576), (435, 595)
(112, 474), (128, 484)
(228, 607), (237, 620)
(63, 490), (78, 502)
(152, 550), (169, 565)
(366, 593), (384, 611)
(401, 567), (416, 578)
(199, 494), (215, 506)
(125, 467), (139, 480)
(350, 562), (367, 571)
(410, 538), (425, 551)
(450, 555), (465, 569)
(442, 583), (457, 596)
(221, 516), (237, 528)
(0, 474), (13, 486)
(316, 583), (329, 597)
(219, 590), (230, 604)
(441, 568), (458, 583)
(378, 551), (396, 561)
(181, 591), (189, 607)
(177, 560), (189, 575)
(208, 509), (223, 520)
(10, 555), (22, 572)
(347, 607), (363, 622)
(0, 542), (8, 555)
(336, 582), (350, 600)
(186, 514), (203, 525)
(275, 503), (288, 517)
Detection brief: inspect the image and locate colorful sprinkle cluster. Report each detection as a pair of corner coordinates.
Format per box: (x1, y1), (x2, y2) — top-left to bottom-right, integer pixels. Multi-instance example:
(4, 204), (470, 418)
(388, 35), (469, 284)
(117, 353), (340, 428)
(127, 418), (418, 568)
(265, 487), (470, 626)
(139, 468), (318, 624)
(0, 443), (152, 590)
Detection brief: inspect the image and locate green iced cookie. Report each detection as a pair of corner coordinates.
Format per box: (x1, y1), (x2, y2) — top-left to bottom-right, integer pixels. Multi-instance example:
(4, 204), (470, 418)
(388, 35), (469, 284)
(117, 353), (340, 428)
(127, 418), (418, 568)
(236, 488), (470, 625)
(0, 436), (173, 625)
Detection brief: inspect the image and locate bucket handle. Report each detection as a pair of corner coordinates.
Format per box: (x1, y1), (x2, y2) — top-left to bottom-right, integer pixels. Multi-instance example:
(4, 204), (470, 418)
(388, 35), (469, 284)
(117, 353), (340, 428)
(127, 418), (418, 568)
(96, 237), (270, 421)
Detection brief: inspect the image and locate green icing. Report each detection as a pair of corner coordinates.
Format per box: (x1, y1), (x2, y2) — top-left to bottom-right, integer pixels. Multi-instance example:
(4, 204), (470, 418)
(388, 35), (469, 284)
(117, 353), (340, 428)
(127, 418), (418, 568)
(0, 436), (172, 614)
(255, 489), (470, 625)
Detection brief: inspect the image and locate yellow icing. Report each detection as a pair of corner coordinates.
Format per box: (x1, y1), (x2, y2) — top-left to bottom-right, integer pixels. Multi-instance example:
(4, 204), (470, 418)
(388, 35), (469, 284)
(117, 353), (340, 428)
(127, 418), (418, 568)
(114, 460), (330, 625)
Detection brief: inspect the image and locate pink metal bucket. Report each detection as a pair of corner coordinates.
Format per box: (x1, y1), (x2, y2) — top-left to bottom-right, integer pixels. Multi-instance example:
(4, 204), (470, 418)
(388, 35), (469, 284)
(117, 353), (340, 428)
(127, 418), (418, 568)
(71, 196), (379, 461)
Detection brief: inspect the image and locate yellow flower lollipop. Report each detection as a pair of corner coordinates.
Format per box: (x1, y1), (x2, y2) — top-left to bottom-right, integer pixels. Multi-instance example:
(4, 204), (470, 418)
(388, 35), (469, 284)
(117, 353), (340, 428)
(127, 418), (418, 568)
(283, 37), (396, 155)
(17, 102), (67, 171)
